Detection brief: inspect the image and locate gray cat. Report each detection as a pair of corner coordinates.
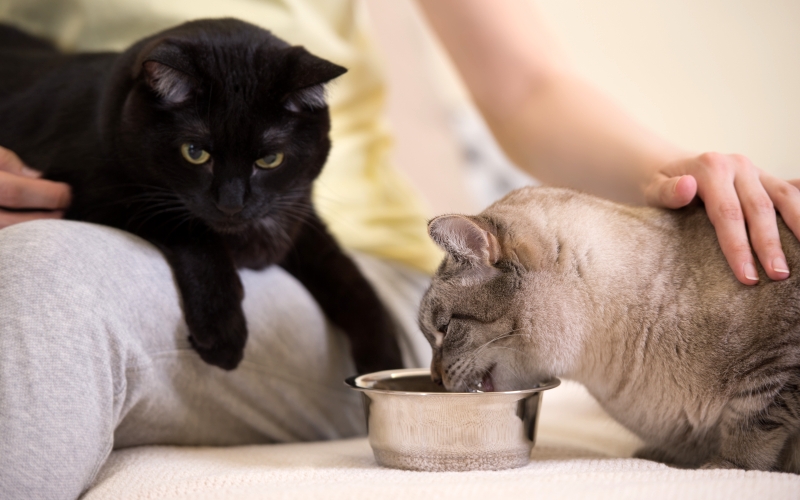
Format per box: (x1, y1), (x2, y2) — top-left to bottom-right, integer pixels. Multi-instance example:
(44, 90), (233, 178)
(418, 186), (800, 472)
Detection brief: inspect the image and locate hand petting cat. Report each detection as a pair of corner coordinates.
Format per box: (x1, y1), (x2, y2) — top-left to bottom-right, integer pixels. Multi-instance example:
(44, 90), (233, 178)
(644, 152), (800, 285)
(416, 0), (800, 286)
(0, 145), (71, 228)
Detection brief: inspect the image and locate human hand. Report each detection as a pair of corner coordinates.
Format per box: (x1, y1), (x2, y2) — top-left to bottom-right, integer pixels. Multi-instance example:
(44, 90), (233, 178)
(644, 152), (800, 285)
(0, 146), (71, 229)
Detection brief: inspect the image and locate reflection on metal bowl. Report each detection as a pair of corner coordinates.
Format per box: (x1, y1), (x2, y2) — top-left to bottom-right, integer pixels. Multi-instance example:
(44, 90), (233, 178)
(346, 368), (560, 472)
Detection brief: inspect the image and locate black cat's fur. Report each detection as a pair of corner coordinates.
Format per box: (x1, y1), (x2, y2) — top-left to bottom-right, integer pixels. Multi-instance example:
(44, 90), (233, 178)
(0, 19), (403, 373)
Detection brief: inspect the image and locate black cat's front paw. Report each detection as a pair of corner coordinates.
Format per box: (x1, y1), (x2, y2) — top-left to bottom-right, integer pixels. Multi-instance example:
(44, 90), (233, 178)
(186, 308), (248, 370)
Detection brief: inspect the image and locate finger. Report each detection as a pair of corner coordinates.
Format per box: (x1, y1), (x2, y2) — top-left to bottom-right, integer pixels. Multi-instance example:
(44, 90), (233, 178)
(734, 170), (789, 281)
(0, 209), (64, 229)
(0, 171), (71, 210)
(696, 170), (759, 285)
(644, 174), (694, 208)
(762, 174), (800, 247)
(667, 175), (697, 208)
(0, 146), (41, 178)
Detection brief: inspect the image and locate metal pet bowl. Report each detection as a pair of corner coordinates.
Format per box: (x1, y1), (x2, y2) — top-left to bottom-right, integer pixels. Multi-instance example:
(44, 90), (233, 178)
(346, 368), (560, 472)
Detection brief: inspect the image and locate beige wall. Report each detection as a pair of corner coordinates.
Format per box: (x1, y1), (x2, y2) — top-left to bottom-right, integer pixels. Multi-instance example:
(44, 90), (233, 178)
(365, 0), (475, 215)
(537, 0), (800, 180)
(365, 0), (800, 213)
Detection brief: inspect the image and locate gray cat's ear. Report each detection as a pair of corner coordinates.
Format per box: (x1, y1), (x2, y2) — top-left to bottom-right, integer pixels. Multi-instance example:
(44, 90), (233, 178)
(137, 41), (197, 105)
(283, 47), (347, 112)
(428, 215), (501, 268)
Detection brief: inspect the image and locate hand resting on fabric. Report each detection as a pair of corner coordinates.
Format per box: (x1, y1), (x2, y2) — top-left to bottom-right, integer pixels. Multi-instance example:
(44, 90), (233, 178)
(0, 145), (71, 228)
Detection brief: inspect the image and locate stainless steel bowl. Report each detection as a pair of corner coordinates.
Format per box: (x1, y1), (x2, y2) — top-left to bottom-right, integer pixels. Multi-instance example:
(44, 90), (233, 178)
(346, 368), (560, 472)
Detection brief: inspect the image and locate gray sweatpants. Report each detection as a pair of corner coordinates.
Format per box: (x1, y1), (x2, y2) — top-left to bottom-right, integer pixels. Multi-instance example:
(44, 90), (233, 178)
(0, 220), (432, 500)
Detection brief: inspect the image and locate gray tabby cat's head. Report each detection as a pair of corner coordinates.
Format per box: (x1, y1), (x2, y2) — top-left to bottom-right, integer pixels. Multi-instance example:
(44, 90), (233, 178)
(417, 214), (540, 393)
(418, 192), (591, 393)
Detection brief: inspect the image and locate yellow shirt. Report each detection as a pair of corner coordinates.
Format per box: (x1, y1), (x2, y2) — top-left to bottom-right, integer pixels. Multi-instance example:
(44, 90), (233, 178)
(1, 0), (442, 273)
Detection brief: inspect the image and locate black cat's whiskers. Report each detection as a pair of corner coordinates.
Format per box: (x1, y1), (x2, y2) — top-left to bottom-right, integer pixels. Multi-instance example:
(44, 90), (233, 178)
(113, 192), (185, 212)
(79, 191), (189, 228)
(302, 190), (358, 225)
(267, 193), (330, 241)
(270, 203), (315, 228)
(270, 197), (315, 216)
(121, 192), (194, 233)
(129, 202), (193, 231)
(161, 211), (199, 236)
(79, 183), (184, 207)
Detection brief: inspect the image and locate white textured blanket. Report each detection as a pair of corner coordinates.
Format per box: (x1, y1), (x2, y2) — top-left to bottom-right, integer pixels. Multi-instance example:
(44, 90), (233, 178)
(83, 381), (800, 499)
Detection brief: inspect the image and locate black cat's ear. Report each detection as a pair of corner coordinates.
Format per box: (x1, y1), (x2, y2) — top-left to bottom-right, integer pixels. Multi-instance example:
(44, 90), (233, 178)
(428, 215), (501, 269)
(283, 47), (347, 112)
(137, 41), (197, 105)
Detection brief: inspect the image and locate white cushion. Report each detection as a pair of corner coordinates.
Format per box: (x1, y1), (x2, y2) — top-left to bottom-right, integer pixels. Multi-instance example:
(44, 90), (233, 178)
(84, 381), (800, 499)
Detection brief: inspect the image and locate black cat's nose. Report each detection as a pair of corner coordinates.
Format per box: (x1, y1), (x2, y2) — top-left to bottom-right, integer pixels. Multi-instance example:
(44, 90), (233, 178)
(215, 178), (245, 216)
(215, 202), (243, 216)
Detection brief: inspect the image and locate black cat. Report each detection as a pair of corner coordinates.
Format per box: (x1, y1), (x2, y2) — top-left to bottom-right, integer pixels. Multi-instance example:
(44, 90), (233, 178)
(0, 19), (403, 373)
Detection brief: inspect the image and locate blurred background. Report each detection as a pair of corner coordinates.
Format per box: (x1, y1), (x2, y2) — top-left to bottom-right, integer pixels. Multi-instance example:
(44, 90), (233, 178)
(364, 0), (800, 215)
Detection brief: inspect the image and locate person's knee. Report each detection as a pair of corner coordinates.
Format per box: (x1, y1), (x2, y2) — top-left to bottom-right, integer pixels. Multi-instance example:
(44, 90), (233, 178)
(0, 221), (128, 499)
(0, 220), (178, 350)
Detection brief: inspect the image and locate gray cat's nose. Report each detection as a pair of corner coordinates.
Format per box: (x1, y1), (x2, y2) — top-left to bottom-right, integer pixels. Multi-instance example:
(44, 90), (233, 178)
(215, 202), (243, 216)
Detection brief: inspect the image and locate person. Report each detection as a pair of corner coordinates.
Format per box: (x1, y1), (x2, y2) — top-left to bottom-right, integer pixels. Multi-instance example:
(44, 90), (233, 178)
(0, 1), (797, 499)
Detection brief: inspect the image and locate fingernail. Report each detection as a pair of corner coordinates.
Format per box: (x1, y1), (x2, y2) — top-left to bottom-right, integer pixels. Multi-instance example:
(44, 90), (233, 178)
(21, 166), (42, 178)
(772, 257), (790, 276)
(743, 262), (759, 281)
(673, 175), (683, 194)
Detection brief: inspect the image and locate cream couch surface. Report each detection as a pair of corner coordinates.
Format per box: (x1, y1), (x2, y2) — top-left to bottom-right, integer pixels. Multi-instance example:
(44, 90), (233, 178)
(83, 381), (800, 499)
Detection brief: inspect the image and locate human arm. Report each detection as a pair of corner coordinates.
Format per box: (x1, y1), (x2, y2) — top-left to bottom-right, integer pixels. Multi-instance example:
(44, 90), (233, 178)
(0, 146), (71, 228)
(415, 0), (800, 284)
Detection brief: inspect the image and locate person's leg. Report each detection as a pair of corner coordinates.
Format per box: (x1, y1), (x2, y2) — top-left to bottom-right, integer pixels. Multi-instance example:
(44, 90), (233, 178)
(0, 220), (362, 500)
(113, 263), (367, 448)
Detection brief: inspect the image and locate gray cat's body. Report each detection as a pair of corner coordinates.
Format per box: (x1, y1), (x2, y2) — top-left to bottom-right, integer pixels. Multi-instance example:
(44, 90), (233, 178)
(418, 186), (800, 472)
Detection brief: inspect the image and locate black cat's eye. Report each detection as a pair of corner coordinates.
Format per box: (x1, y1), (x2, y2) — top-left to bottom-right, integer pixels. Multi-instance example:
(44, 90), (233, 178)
(255, 152), (285, 169)
(180, 143), (211, 165)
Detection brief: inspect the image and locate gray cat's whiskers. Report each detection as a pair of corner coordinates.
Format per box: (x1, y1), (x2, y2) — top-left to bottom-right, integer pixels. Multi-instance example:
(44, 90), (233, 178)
(465, 328), (528, 364)
(449, 329), (529, 386)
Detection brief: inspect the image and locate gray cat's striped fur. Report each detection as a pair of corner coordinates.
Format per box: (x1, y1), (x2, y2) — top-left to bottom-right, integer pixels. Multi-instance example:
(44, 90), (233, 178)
(418, 186), (800, 472)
